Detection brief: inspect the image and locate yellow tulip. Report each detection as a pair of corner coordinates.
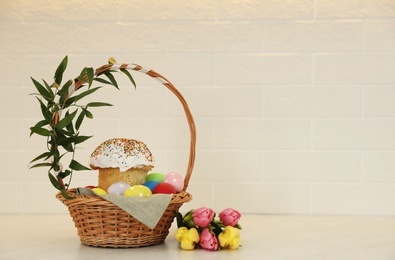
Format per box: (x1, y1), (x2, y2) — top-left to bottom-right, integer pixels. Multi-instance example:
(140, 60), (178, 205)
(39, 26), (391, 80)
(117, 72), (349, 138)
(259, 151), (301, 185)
(175, 227), (200, 250)
(218, 226), (241, 250)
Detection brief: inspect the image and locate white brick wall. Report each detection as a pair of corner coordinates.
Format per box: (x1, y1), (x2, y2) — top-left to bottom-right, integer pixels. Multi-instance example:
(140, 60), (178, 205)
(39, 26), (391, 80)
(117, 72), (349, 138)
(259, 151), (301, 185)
(1, 0), (395, 215)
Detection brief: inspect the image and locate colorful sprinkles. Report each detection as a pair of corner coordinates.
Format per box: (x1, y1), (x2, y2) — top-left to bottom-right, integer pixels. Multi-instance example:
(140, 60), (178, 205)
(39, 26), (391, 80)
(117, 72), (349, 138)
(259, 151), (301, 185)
(90, 138), (155, 169)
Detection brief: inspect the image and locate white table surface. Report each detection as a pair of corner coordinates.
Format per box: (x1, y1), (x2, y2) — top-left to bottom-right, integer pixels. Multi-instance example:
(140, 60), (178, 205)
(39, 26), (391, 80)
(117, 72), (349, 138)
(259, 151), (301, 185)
(1, 214), (395, 260)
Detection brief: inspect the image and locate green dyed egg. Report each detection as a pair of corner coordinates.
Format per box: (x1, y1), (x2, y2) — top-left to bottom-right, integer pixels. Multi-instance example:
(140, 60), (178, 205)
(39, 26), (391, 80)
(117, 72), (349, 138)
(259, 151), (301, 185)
(146, 173), (165, 183)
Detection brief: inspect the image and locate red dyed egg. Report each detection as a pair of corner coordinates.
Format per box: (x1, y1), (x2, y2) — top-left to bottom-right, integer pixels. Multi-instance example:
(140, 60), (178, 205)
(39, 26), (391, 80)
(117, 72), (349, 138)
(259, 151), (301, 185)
(152, 183), (176, 194)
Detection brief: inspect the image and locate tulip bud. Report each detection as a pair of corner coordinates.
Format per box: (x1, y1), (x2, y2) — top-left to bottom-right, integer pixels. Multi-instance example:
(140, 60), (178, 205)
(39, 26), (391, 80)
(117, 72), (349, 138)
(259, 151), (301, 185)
(218, 226), (241, 250)
(192, 207), (215, 228)
(219, 208), (241, 227)
(199, 228), (218, 250)
(175, 227), (200, 250)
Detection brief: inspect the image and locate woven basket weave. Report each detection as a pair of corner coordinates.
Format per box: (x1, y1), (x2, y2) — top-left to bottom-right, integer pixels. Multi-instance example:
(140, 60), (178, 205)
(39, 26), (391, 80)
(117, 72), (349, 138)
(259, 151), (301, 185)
(56, 62), (196, 248)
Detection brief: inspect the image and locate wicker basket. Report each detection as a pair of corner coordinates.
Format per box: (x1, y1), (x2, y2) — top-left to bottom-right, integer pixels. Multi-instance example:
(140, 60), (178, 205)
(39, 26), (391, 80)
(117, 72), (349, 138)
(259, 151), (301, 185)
(56, 63), (196, 248)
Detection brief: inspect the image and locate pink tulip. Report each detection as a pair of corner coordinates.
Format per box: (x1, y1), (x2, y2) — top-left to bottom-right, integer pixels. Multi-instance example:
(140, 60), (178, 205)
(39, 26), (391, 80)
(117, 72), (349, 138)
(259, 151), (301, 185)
(192, 207), (214, 228)
(219, 208), (241, 227)
(199, 228), (218, 250)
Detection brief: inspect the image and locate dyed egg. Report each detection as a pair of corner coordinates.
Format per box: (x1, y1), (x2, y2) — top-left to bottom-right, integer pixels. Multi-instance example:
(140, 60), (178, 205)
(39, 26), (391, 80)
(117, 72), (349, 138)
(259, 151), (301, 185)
(124, 185), (152, 198)
(164, 172), (184, 192)
(92, 188), (107, 195)
(85, 185), (97, 189)
(143, 181), (160, 192)
(108, 182), (130, 195)
(152, 183), (176, 194)
(146, 173), (165, 183)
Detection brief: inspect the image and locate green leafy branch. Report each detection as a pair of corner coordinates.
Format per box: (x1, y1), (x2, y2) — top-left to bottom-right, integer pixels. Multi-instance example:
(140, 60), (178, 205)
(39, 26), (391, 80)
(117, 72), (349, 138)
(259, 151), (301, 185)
(29, 56), (136, 199)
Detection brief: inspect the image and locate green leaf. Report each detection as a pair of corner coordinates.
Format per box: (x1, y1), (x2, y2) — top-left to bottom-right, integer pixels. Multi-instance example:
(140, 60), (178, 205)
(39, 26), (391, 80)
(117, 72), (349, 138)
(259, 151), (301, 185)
(58, 79), (73, 105)
(35, 97), (52, 123)
(42, 79), (55, 99)
(56, 128), (74, 137)
(93, 77), (112, 85)
(104, 72), (119, 89)
(66, 121), (75, 135)
(56, 136), (73, 146)
(79, 67), (87, 77)
(54, 56), (68, 85)
(74, 135), (92, 144)
(55, 132), (74, 152)
(96, 68), (115, 77)
(83, 108), (93, 119)
(75, 67), (88, 83)
(120, 68), (136, 89)
(55, 110), (77, 129)
(30, 126), (52, 137)
(175, 211), (186, 228)
(69, 160), (91, 171)
(29, 162), (53, 169)
(33, 119), (49, 128)
(60, 189), (74, 200)
(31, 77), (52, 101)
(48, 172), (62, 190)
(49, 142), (60, 160)
(30, 152), (51, 164)
(30, 119), (49, 136)
(65, 87), (101, 106)
(58, 170), (71, 179)
(86, 102), (113, 107)
(65, 112), (75, 134)
(61, 142), (74, 152)
(75, 111), (85, 131)
(86, 67), (94, 87)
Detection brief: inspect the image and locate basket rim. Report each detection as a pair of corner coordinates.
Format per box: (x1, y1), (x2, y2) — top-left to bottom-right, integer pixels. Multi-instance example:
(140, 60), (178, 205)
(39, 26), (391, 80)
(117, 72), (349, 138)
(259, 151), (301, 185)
(56, 188), (193, 209)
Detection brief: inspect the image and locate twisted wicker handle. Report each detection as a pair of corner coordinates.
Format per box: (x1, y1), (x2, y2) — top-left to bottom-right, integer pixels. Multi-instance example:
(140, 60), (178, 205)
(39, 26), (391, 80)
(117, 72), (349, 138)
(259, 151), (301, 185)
(66, 63), (196, 191)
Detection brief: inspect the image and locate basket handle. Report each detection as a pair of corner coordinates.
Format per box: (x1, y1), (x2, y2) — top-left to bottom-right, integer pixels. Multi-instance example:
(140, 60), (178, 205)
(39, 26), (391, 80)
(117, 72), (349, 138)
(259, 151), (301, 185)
(70, 63), (196, 192)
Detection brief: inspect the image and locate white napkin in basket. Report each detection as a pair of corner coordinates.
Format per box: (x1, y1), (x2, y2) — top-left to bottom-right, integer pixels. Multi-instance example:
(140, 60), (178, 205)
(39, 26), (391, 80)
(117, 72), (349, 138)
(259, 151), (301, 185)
(76, 187), (173, 229)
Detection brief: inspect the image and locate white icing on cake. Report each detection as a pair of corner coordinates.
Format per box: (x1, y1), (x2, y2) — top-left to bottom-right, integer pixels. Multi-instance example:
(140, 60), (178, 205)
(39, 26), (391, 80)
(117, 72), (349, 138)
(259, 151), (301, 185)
(89, 138), (155, 172)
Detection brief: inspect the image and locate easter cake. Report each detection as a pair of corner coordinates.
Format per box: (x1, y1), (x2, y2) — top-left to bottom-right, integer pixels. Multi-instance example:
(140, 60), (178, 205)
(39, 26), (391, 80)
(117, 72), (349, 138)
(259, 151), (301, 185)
(89, 138), (155, 191)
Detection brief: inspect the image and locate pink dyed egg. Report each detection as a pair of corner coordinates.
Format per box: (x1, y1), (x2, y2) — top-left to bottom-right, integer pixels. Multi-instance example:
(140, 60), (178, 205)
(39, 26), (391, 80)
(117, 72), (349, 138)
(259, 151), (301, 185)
(164, 172), (184, 192)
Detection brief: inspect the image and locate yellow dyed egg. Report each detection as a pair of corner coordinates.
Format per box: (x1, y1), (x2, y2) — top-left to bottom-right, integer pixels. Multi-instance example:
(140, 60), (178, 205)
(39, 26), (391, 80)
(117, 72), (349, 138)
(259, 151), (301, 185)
(124, 185), (152, 198)
(92, 188), (107, 195)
